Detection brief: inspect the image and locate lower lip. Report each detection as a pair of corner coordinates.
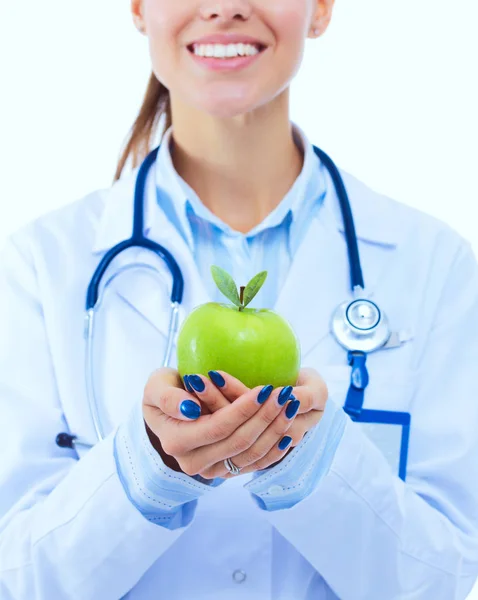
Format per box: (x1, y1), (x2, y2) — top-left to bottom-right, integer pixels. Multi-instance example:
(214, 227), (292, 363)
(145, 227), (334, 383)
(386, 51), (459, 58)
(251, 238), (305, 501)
(188, 48), (266, 72)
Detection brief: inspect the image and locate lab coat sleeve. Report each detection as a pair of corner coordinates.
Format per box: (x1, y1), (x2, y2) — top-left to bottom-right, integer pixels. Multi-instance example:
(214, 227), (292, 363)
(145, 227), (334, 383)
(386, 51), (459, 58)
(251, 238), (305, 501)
(0, 235), (192, 600)
(114, 396), (223, 527)
(246, 239), (478, 599)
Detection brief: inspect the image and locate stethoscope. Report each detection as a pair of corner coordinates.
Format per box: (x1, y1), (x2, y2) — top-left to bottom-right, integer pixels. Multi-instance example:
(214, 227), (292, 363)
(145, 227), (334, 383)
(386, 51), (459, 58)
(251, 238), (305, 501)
(55, 143), (411, 481)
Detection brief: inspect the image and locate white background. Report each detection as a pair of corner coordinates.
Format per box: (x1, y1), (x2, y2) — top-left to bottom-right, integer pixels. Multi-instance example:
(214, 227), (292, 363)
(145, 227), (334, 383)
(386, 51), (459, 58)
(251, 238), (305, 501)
(1, 0), (478, 595)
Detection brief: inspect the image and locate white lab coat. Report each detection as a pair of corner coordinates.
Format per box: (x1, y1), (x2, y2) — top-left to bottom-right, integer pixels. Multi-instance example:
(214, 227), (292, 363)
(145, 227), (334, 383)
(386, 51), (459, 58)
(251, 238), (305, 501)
(1, 161), (478, 600)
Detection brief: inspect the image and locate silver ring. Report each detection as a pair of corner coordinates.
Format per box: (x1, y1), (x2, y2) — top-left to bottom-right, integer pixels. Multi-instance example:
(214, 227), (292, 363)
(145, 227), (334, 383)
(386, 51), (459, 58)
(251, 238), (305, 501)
(224, 457), (242, 475)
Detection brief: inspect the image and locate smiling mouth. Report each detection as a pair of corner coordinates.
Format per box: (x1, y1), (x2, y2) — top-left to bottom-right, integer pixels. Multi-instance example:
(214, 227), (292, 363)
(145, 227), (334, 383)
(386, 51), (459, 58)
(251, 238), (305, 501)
(186, 43), (268, 57)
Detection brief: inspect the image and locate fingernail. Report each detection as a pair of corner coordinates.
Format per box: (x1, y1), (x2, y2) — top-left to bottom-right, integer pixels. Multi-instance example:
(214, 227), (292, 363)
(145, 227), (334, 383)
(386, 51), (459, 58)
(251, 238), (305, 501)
(184, 375), (194, 393)
(180, 400), (201, 420)
(278, 385), (293, 406)
(278, 435), (293, 451)
(285, 399), (300, 420)
(257, 384), (274, 404)
(208, 370), (225, 388)
(188, 374), (205, 392)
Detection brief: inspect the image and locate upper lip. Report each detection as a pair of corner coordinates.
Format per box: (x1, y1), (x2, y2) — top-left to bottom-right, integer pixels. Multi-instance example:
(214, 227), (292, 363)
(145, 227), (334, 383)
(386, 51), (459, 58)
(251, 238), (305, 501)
(187, 34), (267, 49)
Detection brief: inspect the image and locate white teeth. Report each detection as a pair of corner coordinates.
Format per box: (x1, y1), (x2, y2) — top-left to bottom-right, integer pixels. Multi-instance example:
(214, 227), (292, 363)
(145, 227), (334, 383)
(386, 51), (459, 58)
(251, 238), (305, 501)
(192, 43), (261, 58)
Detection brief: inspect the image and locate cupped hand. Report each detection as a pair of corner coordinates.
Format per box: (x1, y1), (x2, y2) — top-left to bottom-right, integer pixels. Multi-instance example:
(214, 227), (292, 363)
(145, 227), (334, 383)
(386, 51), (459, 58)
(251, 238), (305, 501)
(181, 367), (329, 478)
(142, 368), (310, 480)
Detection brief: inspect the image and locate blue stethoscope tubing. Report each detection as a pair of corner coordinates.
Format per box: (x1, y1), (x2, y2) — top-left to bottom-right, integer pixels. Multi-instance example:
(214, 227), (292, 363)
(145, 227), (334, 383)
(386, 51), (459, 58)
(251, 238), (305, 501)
(86, 147), (184, 310)
(56, 143), (411, 481)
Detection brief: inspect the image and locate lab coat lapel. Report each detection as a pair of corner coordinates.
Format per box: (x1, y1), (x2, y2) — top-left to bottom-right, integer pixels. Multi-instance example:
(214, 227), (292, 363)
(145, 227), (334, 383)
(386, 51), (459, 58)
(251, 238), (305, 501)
(274, 167), (401, 362)
(273, 210), (347, 362)
(91, 166), (210, 343)
(115, 230), (210, 340)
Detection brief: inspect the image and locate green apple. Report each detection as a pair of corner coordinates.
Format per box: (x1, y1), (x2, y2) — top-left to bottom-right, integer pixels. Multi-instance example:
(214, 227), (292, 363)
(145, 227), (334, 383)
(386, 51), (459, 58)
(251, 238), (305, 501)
(176, 266), (301, 389)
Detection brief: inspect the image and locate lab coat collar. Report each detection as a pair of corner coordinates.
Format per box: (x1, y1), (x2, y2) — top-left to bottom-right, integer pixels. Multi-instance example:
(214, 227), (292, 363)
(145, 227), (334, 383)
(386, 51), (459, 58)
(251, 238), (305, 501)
(92, 167), (152, 255)
(331, 170), (404, 247)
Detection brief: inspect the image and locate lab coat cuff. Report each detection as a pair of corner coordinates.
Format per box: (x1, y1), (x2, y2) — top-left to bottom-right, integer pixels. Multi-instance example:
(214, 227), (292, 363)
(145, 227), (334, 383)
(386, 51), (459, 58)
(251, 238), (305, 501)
(244, 393), (347, 511)
(114, 400), (220, 526)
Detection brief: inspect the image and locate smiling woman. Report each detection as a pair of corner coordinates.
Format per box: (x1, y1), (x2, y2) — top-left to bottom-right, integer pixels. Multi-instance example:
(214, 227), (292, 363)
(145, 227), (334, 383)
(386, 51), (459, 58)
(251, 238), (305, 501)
(1, 1), (478, 599)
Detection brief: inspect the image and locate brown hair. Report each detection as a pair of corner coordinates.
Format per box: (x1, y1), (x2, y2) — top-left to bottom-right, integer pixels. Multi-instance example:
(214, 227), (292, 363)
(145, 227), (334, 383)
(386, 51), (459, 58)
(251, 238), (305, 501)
(113, 72), (171, 183)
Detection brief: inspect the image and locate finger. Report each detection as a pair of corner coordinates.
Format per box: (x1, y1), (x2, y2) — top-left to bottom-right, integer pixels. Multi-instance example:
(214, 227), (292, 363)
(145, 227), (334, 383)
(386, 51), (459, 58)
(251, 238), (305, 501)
(205, 410), (324, 478)
(192, 384), (295, 472)
(206, 370), (250, 403)
(201, 396), (301, 478)
(144, 370), (203, 422)
(168, 383), (277, 453)
(183, 373), (230, 412)
(237, 409), (325, 475)
(142, 403), (180, 450)
(232, 398), (302, 469)
(288, 408), (325, 440)
(182, 376), (212, 415)
(224, 385), (296, 457)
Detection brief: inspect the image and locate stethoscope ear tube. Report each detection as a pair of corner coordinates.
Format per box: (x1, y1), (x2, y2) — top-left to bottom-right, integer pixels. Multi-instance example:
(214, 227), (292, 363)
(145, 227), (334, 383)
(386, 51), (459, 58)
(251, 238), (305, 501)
(312, 146), (364, 291)
(312, 147), (391, 353)
(86, 146), (184, 311)
(84, 308), (105, 442)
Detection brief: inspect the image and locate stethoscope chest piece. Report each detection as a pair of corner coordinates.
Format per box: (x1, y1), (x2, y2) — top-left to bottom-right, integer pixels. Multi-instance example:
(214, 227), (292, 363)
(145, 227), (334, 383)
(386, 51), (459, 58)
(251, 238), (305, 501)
(331, 298), (391, 353)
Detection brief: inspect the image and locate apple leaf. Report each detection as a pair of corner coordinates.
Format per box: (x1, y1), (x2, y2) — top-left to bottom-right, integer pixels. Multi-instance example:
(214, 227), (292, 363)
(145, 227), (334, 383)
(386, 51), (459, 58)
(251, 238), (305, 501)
(211, 265), (242, 307)
(242, 270), (268, 308)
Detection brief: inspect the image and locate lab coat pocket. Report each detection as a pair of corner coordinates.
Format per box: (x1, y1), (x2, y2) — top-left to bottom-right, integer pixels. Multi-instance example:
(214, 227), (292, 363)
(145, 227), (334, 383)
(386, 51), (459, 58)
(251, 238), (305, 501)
(319, 364), (417, 476)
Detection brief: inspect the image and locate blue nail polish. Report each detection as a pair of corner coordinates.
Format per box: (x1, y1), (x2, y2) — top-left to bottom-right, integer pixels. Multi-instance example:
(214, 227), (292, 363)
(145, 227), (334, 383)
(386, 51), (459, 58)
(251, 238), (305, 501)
(184, 375), (194, 393)
(285, 399), (300, 419)
(278, 435), (293, 451)
(208, 370), (225, 388)
(188, 374), (205, 392)
(278, 385), (293, 405)
(180, 400), (201, 420)
(257, 384), (273, 404)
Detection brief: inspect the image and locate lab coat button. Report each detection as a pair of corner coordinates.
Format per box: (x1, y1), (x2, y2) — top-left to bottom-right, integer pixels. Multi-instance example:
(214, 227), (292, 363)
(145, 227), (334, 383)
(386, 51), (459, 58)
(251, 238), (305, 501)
(268, 484), (284, 494)
(232, 569), (247, 583)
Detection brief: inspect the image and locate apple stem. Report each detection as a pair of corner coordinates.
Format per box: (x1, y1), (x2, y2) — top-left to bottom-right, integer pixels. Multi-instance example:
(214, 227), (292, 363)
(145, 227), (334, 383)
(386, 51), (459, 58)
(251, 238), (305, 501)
(239, 286), (245, 312)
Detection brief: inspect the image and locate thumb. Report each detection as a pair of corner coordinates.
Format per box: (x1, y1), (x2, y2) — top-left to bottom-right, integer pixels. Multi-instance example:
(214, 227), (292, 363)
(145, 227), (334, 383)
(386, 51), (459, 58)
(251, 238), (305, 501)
(293, 367), (329, 412)
(296, 367), (321, 386)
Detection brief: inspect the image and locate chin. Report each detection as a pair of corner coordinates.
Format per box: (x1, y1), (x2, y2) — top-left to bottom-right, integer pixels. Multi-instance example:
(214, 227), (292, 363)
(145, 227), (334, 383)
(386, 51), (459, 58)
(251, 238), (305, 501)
(197, 97), (271, 120)
(184, 83), (267, 117)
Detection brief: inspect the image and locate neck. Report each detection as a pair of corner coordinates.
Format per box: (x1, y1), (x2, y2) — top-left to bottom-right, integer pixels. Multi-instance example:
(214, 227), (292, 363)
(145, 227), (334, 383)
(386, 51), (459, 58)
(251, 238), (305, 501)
(168, 94), (304, 234)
